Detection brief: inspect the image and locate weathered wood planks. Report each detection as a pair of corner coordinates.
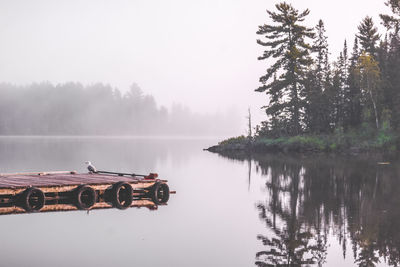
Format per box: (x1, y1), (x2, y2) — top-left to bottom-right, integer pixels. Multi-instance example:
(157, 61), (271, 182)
(0, 171), (173, 215)
(0, 172), (162, 188)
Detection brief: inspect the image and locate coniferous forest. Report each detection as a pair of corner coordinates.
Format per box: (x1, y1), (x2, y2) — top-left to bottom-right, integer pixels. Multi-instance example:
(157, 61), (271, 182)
(0, 82), (238, 136)
(250, 1), (400, 151)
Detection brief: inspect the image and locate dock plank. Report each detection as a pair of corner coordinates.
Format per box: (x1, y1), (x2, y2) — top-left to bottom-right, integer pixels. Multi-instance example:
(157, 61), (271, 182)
(0, 172), (156, 189)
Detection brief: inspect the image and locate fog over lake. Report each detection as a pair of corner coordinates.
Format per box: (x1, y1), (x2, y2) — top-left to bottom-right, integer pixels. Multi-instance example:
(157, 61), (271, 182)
(0, 137), (397, 266)
(0, 0), (389, 127)
(0, 0), (399, 266)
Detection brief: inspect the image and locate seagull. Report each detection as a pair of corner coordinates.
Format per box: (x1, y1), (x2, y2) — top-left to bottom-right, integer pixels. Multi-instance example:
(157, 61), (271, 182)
(85, 161), (97, 173)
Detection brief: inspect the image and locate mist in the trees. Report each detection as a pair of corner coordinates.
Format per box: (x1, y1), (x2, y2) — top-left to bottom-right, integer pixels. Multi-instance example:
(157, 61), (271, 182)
(0, 82), (241, 136)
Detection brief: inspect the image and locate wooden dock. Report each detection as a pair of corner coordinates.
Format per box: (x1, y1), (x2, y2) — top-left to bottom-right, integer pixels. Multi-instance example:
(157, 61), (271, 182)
(0, 171), (173, 215)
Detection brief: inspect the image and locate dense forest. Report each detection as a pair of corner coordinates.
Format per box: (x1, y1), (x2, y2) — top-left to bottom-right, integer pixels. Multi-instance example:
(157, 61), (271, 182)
(0, 82), (238, 136)
(255, 1), (400, 140)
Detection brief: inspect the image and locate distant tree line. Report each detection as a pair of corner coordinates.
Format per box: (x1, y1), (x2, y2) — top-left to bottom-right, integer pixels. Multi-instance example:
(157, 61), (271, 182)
(0, 82), (238, 135)
(256, 1), (400, 138)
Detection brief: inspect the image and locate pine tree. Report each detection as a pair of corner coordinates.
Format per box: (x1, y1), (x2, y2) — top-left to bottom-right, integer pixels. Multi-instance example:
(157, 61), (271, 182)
(347, 37), (363, 127)
(377, 36), (392, 114)
(357, 17), (380, 57)
(341, 40), (352, 130)
(329, 57), (344, 129)
(385, 33), (400, 128)
(380, 0), (400, 129)
(380, 0), (400, 35)
(256, 2), (314, 135)
(313, 20), (329, 88)
(304, 20), (330, 133)
(329, 44), (349, 130)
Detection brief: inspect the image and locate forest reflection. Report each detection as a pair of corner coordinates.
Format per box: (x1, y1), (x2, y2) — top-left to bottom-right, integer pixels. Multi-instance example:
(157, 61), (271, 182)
(222, 152), (400, 266)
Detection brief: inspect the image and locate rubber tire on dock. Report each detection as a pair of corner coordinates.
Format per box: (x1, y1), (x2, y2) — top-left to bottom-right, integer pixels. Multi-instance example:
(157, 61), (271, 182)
(19, 187), (45, 212)
(151, 182), (170, 205)
(109, 182), (133, 210)
(73, 185), (97, 210)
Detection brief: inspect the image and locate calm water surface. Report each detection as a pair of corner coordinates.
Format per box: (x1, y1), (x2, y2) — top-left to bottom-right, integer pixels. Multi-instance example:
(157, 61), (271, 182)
(0, 137), (398, 267)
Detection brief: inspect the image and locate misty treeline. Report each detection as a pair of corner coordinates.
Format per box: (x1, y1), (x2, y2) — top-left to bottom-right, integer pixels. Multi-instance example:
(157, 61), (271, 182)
(0, 82), (238, 135)
(256, 1), (400, 138)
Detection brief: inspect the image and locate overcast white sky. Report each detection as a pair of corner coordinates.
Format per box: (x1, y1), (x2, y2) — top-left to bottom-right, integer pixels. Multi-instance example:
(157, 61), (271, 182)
(0, 0), (390, 127)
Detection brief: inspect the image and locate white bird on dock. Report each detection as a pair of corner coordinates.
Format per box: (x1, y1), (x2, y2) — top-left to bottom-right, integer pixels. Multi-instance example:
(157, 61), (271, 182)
(85, 161), (97, 173)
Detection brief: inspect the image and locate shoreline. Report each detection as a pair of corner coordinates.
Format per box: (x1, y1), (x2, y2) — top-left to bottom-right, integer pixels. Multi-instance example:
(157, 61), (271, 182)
(205, 134), (399, 156)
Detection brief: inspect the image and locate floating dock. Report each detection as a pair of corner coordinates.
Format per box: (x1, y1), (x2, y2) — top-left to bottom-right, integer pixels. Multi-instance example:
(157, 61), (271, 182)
(0, 171), (173, 215)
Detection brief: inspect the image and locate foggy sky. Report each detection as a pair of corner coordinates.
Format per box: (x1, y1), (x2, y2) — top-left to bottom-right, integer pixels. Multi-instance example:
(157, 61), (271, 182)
(0, 0), (389, 128)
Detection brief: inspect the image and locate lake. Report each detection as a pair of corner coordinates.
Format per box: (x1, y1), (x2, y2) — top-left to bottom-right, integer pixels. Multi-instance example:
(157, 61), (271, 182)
(0, 136), (398, 267)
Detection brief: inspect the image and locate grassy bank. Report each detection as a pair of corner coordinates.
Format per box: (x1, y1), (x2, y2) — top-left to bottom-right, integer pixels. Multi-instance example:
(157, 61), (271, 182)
(207, 130), (399, 154)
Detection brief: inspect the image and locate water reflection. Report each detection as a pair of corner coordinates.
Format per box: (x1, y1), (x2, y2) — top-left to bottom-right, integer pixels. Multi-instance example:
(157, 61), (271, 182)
(218, 152), (400, 266)
(0, 199), (160, 216)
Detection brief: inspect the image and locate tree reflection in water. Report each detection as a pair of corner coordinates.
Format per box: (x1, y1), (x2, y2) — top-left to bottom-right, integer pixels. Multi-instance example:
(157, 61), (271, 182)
(219, 152), (400, 266)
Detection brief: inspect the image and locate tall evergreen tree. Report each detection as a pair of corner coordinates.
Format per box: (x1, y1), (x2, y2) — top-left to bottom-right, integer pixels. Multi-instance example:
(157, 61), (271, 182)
(377, 36), (392, 115)
(313, 20), (329, 87)
(386, 35), (400, 128)
(381, 0), (400, 129)
(341, 40), (352, 130)
(380, 0), (400, 35)
(357, 16), (380, 57)
(256, 2), (314, 135)
(347, 37), (363, 127)
(329, 56), (345, 129)
(304, 20), (330, 133)
(328, 43), (349, 130)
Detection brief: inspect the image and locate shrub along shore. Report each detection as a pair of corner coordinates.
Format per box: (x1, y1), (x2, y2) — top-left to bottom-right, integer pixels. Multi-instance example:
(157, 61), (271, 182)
(206, 130), (398, 154)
